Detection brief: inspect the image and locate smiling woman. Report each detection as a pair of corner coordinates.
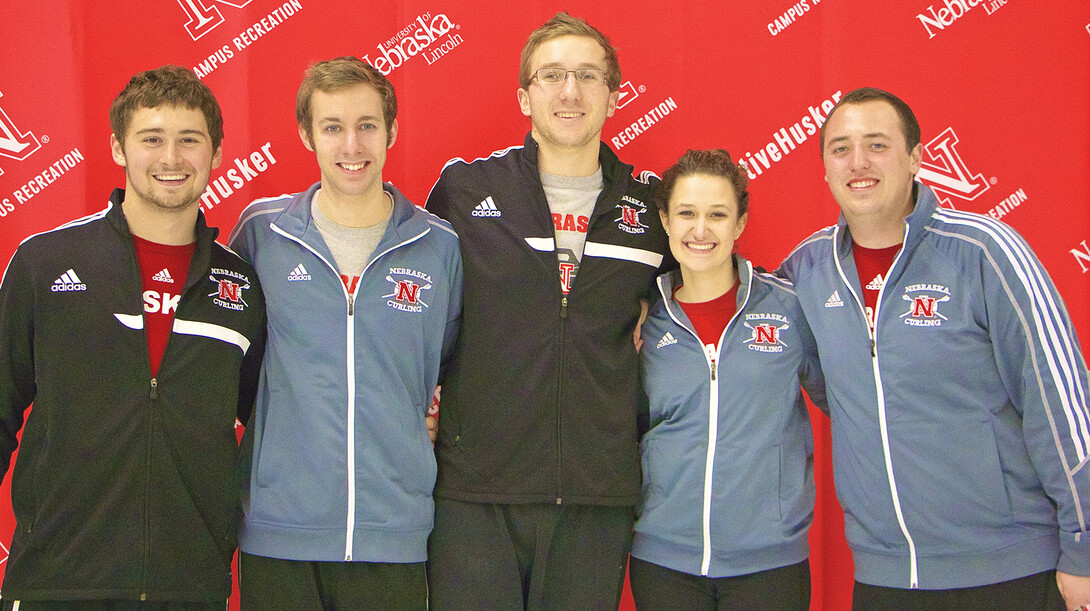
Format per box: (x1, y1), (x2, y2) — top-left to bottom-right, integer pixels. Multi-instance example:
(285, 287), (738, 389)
(655, 149), (749, 303)
(631, 148), (823, 611)
(659, 177), (746, 303)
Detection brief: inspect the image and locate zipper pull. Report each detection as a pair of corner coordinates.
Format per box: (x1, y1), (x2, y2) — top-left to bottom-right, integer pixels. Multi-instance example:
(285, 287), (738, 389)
(348, 294), (355, 316)
(560, 296), (568, 319)
(870, 338), (876, 357)
(705, 344), (717, 381)
(149, 378), (159, 400)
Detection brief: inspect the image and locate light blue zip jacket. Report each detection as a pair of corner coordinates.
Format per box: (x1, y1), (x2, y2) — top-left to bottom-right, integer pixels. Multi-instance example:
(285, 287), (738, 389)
(779, 183), (1090, 589)
(229, 181), (461, 563)
(634, 257), (824, 578)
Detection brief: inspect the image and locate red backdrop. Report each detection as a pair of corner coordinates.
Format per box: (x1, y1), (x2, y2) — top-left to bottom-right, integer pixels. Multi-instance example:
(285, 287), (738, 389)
(2, 1), (1088, 608)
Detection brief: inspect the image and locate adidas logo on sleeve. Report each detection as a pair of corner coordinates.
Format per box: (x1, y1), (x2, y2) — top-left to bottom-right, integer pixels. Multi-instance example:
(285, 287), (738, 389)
(51, 269), (87, 292)
(471, 196), (501, 217)
(288, 263), (312, 282)
(825, 290), (844, 308)
(656, 332), (678, 349)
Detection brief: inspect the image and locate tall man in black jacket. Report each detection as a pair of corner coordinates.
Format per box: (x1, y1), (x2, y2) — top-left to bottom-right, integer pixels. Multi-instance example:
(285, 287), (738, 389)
(0, 65), (265, 609)
(426, 12), (668, 610)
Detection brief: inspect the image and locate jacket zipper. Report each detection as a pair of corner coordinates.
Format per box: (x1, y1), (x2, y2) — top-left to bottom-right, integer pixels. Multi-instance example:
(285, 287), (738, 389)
(700, 341), (720, 576)
(142, 377), (156, 601)
(662, 266), (750, 577)
(833, 224), (919, 588)
(555, 294), (567, 504)
(270, 222), (429, 561)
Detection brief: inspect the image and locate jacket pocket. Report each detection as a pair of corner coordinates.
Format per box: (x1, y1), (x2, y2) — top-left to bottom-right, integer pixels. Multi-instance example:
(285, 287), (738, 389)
(900, 417), (1014, 533)
(779, 441), (815, 522)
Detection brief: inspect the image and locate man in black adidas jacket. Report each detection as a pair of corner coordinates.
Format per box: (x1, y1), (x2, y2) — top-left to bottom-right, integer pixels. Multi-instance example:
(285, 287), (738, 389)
(426, 13), (668, 610)
(0, 66), (265, 609)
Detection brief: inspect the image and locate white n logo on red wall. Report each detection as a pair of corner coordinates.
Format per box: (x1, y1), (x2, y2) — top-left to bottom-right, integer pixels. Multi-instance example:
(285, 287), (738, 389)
(0, 90), (42, 178)
(177, 0), (253, 41)
(916, 127), (989, 210)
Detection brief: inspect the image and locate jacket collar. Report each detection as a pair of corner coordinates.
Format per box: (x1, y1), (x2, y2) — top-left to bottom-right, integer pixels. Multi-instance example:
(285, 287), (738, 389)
(835, 181), (940, 259)
(657, 254), (755, 317)
(106, 187), (218, 243)
(106, 187), (218, 291)
(272, 181), (429, 256)
(520, 132), (634, 180)
(520, 132), (636, 218)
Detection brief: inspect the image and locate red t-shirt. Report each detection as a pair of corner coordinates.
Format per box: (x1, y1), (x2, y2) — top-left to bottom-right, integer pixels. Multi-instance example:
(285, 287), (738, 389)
(342, 274), (360, 294)
(852, 243), (900, 331)
(676, 282), (740, 350)
(132, 235), (196, 375)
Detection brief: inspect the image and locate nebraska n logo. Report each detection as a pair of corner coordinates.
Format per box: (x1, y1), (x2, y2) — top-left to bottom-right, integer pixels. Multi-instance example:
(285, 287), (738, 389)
(176, 0), (253, 41)
(0, 90), (42, 178)
(395, 280), (421, 304)
(218, 279), (241, 302)
(916, 127), (989, 210)
(384, 268), (434, 313)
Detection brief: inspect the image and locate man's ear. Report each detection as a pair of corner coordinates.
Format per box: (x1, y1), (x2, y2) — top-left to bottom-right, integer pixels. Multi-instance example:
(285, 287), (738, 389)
(110, 133), (127, 168)
(298, 124), (315, 152)
(517, 88), (532, 118)
(386, 118), (399, 149)
(909, 142), (923, 176)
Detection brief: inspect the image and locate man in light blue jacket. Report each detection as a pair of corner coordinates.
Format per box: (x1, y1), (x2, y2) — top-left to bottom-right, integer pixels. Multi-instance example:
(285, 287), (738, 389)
(779, 87), (1090, 610)
(229, 56), (461, 610)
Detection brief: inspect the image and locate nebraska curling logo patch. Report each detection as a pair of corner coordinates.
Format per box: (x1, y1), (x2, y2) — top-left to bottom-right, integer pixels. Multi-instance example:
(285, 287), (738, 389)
(742, 313), (790, 353)
(615, 195), (648, 235)
(384, 267), (433, 313)
(899, 283), (951, 327)
(208, 268), (251, 311)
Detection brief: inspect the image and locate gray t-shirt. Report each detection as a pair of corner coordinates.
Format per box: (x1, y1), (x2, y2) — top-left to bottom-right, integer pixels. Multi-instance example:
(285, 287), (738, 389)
(541, 168), (603, 295)
(311, 189), (392, 287)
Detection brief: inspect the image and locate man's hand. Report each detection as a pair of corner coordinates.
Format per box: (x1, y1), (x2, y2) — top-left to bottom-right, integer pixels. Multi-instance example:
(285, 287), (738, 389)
(1057, 571), (1090, 610)
(426, 415), (438, 445)
(633, 298), (650, 352)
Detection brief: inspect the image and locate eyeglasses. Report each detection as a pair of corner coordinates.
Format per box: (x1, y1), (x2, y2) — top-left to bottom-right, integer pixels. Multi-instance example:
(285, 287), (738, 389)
(531, 68), (607, 86)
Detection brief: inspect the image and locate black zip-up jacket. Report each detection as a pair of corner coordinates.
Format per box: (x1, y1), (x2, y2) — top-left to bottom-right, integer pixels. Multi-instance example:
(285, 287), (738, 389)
(426, 134), (668, 506)
(0, 189), (266, 602)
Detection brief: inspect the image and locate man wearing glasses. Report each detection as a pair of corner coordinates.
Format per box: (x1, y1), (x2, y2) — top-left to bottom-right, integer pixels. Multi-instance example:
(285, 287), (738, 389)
(425, 12), (668, 610)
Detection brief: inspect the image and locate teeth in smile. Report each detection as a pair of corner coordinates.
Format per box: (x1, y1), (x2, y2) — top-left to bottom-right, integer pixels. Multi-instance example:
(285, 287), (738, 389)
(556, 112), (582, 118)
(686, 243), (714, 251)
(341, 162), (367, 171)
(849, 179), (877, 188)
(156, 175), (186, 181)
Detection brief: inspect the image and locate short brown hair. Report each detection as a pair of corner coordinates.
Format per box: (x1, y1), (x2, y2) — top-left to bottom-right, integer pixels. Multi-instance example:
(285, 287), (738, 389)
(519, 12), (622, 91)
(820, 87), (921, 156)
(109, 65), (223, 151)
(296, 56), (398, 145)
(655, 149), (750, 217)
